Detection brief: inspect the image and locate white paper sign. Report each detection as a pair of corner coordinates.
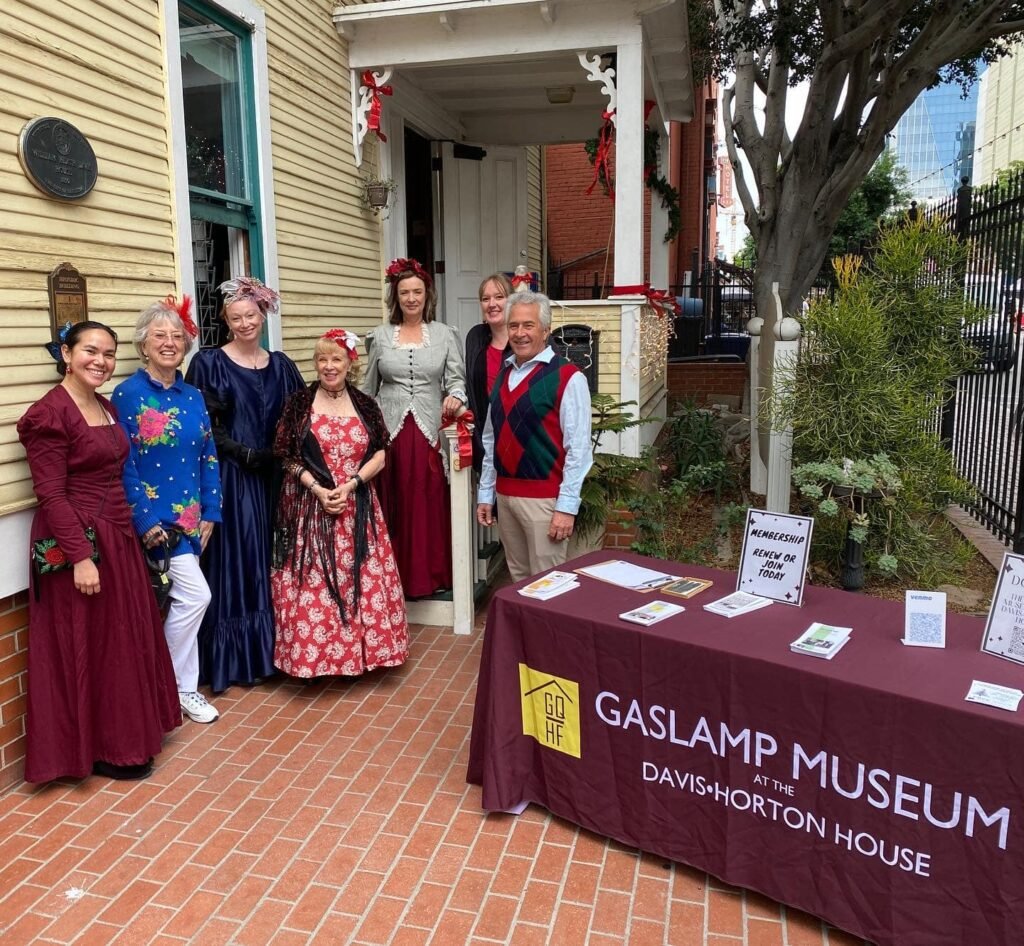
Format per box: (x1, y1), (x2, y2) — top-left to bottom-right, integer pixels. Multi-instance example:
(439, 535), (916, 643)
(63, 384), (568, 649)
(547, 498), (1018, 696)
(981, 552), (1024, 666)
(903, 590), (947, 648)
(965, 680), (1024, 712)
(735, 509), (814, 606)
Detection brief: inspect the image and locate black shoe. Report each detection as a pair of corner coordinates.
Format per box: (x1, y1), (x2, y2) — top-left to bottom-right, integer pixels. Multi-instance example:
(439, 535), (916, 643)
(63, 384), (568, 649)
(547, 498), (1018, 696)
(92, 758), (153, 781)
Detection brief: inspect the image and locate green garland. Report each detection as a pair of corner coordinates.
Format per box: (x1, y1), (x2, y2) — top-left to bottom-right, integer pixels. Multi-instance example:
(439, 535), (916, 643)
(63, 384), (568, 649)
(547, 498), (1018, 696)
(584, 126), (682, 244)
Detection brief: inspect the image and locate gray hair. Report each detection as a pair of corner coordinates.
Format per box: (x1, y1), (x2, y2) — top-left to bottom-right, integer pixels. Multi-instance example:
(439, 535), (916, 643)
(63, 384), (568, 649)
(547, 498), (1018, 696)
(505, 290), (552, 330)
(134, 302), (196, 361)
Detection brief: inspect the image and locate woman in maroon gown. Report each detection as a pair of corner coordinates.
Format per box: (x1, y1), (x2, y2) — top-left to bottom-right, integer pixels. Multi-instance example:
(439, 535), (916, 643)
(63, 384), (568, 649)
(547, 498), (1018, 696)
(17, 321), (180, 782)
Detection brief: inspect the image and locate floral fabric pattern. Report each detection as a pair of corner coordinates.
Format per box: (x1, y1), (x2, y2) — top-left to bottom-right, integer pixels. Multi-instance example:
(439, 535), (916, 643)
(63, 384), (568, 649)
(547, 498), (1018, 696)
(271, 414), (408, 677)
(135, 398), (182, 450)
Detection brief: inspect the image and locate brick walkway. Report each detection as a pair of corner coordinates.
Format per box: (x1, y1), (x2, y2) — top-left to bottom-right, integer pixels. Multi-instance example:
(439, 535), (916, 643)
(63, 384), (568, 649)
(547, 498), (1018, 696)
(0, 616), (869, 945)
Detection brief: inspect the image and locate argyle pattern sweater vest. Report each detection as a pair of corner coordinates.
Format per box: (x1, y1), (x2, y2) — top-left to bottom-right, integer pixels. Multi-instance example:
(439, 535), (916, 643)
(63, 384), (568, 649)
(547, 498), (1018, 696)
(490, 355), (579, 498)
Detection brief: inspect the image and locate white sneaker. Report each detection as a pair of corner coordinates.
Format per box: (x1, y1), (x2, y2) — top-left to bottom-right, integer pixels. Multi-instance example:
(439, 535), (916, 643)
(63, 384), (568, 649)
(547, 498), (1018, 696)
(179, 690), (219, 724)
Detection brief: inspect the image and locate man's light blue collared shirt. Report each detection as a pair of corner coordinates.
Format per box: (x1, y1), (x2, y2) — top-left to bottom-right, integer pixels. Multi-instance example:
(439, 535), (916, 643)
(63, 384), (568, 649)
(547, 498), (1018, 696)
(477, 346), (593, 515)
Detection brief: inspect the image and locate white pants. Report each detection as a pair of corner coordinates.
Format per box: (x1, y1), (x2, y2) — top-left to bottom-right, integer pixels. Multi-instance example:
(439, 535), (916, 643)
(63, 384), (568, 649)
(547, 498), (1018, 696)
(164, 553), (212, 693)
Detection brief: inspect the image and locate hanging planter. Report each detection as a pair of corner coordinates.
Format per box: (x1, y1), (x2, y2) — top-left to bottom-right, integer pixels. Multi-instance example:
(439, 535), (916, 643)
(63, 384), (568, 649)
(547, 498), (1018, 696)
(360, 175), (397, 217)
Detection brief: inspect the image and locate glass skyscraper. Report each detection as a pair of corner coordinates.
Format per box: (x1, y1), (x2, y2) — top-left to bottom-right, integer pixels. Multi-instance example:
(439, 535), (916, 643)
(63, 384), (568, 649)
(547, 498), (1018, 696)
(893, 80), (981, 202)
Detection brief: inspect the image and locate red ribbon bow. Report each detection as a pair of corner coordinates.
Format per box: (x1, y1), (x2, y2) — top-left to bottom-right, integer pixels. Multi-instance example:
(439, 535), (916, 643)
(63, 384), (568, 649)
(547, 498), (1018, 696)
(609, 284), (682, 317)
(441, 410), (474, 467)
(362, 70), (393, 142)
(587, 109), (616, 201)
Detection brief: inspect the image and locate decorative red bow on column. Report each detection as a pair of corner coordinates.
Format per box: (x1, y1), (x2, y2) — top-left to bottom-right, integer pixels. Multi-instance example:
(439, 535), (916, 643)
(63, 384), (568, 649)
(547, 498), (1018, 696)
(610, 284), (682, 317)
(587, 109), (616, 201)
(441, 410), (475, 467)
(361, 70), (393, 142)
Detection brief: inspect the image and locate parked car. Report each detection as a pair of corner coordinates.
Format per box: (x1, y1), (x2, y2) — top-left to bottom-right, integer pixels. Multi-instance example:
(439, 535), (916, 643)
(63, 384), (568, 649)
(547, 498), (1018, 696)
(964, 311), (1016, 372)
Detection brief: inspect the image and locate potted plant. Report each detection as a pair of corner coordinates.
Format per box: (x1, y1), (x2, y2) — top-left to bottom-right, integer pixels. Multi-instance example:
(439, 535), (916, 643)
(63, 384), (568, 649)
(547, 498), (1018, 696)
(570, 395), (655, 555)
(791, 454), (902, 589)
(359, 174), (398, 217)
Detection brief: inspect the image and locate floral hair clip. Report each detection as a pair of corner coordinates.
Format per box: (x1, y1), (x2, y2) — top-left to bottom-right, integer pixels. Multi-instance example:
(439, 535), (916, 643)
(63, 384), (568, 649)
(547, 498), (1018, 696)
(322, 328), (360, 360)
(218, 276), (281, 315)
(43, 321), (73, 364)
(162, 294), (198, 338)
(385, 257), (432, 287)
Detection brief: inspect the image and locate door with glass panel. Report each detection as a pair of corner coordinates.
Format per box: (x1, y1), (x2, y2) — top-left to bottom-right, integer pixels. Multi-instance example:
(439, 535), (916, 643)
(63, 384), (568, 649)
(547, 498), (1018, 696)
(179, 1), (263, 349)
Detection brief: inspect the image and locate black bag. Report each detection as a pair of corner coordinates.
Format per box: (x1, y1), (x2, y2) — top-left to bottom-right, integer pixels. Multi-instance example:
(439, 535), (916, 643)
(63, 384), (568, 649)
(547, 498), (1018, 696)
(145, 542), (174, 613)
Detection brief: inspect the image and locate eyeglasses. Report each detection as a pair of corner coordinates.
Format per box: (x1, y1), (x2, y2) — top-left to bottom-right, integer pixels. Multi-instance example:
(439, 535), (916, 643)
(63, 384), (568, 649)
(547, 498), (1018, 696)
(151, 331), (186, 343)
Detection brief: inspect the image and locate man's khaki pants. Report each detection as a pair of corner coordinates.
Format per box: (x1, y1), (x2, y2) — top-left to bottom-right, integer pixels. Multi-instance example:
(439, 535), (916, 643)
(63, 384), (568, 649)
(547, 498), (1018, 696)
(496, 494), (570, 582)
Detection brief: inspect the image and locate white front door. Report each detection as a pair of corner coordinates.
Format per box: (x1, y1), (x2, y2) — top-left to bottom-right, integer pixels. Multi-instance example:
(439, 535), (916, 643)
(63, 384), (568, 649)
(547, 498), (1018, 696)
(440, 142), (528, 340)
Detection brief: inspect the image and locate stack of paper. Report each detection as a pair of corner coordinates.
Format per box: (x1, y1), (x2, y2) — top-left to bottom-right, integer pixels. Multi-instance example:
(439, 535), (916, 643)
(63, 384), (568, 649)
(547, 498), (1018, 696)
(619, 600), (686, 626)
(576, 560), (679, 591)
(965, 680), (1024, 712)
(790, 623), (852, 659)
(518, 570), (579, 600)
(703, 591), (773, 618)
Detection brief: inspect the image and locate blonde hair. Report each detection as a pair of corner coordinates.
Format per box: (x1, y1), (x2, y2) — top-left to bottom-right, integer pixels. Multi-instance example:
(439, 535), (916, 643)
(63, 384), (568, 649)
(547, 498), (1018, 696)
(313, 335), (362, 385)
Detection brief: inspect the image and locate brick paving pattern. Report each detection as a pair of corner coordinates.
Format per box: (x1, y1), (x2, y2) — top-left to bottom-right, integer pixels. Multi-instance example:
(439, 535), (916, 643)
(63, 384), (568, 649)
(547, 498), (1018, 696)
(0, 618), (871, 945)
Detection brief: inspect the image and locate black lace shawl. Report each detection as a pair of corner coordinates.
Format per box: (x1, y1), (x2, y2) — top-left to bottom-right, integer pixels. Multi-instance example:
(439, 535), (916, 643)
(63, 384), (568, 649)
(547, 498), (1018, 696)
(272, 382), (389, 617)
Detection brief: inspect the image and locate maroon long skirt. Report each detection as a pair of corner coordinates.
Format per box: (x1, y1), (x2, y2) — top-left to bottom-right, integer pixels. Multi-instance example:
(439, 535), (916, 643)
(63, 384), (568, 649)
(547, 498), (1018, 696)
(376, 417), (453, 598)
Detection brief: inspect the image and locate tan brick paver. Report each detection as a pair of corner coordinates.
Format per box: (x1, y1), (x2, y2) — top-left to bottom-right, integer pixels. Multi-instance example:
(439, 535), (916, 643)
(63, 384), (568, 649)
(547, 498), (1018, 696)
(0, 617), (870, 945)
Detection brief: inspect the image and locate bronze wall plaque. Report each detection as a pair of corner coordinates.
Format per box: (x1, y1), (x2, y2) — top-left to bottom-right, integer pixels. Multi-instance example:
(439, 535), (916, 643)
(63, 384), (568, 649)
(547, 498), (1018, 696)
(551, 324), (599, 393)
(47, 263), (88, 338)
(18, 117), (98, 201)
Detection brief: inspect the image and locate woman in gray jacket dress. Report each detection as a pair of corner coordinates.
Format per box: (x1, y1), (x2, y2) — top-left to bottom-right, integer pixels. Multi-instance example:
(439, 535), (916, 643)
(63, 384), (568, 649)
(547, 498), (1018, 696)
(361, 258), (467, 597)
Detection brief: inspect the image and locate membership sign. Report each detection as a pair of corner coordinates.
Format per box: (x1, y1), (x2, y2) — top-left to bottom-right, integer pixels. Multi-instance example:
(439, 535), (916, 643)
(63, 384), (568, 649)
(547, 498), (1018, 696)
(736, 509), (813, 606)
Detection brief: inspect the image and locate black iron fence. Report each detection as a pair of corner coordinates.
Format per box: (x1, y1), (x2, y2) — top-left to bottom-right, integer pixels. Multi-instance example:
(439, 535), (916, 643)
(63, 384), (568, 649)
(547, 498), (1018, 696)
(917, 176), (1024, 553)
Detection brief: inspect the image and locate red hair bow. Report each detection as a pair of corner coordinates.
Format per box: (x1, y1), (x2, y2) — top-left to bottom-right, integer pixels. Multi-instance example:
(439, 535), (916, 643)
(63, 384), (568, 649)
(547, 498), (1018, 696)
(164, 294), (198, 338)
(321, 328), (359, 360)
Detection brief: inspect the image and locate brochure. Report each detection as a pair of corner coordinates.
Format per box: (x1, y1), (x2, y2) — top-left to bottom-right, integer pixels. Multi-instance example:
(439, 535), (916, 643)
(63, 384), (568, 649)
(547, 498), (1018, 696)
(662, 577), (714, 599)
(703, 590), (773, 618)
(965, 680), (1024, 712)
(518, 570), (579, 600)
(576, 559), (680, 591)
(902, 590), (947, 648)
(790, 623), (852, 659)
(619, 600), (686, 626)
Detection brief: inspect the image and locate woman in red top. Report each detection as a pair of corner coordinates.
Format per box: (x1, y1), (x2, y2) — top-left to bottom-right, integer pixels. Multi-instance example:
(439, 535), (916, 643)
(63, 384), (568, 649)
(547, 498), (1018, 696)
(464, 273), (513, 473)
(17, 321), (180, 782)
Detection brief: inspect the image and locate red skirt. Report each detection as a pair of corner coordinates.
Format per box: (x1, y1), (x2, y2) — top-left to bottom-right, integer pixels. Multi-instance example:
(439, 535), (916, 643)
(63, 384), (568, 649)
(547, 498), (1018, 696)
(377, 417), (453, 598)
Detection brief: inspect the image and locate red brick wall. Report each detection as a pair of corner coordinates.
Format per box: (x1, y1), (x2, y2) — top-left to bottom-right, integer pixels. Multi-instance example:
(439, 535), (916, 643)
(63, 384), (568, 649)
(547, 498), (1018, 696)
(667, 361), (746, 406)
(0, 592), (29, 792)
(602, 508), (638, 550)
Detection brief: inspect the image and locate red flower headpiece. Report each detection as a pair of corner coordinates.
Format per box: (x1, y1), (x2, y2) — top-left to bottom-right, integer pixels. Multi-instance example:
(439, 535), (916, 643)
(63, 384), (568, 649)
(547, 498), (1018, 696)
(385, 257), (432, 287)
(218, 276), (280, 315)
(162, 294), (198, 338)
(321, 328), (360, 360)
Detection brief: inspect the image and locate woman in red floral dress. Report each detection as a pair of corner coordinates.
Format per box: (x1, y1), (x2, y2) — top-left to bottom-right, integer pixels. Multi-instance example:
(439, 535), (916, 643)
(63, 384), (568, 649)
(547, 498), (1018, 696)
(271, 330), (408, 679)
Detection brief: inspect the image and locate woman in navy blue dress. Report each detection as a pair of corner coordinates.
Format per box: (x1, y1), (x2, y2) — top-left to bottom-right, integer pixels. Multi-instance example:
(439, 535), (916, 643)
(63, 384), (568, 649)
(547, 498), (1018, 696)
(186, 277), (304, 692)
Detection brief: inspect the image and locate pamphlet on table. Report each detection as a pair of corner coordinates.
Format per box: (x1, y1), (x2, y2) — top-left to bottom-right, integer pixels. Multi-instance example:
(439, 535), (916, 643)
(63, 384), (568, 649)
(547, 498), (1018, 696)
(518, 570), (579, 600)
(575, 559), (680, 591)
(903, 590), (946, 647)
(790, 622), (852, 659)
(619, 600), (686, 626)
(980, 552), (1024, 666)
(703, 590), (773, 618)
(965, 679), (1024, 712)
(735, 509), (813, 606)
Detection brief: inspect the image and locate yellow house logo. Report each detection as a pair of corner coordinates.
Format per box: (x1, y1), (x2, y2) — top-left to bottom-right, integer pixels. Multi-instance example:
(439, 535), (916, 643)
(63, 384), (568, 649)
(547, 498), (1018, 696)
(519, 663), (581, 758)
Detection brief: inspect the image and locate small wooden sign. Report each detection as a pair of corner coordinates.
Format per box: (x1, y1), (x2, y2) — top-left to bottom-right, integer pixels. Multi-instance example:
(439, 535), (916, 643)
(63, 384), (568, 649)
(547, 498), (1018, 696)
(47, 263), (88, 338)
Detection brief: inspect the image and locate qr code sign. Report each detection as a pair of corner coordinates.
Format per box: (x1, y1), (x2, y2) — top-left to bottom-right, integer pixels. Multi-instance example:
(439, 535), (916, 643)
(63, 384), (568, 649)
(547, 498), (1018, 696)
(909, 612), (943, 643)
(1008, 625), (1024, 659)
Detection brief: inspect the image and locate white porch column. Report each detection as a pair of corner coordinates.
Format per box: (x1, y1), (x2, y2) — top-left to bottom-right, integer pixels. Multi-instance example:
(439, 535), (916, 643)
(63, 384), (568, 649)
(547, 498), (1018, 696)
(613, 40), (644, 288)
(648, 128), (670, 289)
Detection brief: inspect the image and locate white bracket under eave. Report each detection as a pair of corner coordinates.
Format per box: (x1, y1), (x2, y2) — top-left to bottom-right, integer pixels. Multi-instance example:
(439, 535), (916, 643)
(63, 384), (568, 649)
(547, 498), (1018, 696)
(577, 51), (617, 123)
(353, 67), (393, 168)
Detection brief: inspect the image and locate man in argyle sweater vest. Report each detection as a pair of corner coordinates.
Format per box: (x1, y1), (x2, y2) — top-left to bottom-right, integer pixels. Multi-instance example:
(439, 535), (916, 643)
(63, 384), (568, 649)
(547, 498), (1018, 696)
(476, 291), (592, 581)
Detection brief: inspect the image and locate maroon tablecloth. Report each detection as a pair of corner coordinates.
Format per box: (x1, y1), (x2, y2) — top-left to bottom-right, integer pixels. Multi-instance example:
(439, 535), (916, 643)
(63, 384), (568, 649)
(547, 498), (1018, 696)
(467, 552), (1024, 946)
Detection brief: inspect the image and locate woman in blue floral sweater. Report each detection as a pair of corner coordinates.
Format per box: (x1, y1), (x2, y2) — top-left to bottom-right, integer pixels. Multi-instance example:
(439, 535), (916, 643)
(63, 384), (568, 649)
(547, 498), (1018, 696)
(112, 296), (223, 725)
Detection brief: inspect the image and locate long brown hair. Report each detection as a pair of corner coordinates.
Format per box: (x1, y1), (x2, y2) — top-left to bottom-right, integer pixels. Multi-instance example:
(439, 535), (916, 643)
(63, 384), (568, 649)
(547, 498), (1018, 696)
(385, 263), (438, 325)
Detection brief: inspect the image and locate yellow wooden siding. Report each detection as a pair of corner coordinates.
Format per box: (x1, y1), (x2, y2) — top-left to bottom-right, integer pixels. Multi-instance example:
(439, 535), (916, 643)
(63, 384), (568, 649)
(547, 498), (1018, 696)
(263, 0), (383, 381)
(0, 0), (177, 515)
(639, 309), (667, 416)
(526, 145), (544, 281)
(550, 304), (621, 401)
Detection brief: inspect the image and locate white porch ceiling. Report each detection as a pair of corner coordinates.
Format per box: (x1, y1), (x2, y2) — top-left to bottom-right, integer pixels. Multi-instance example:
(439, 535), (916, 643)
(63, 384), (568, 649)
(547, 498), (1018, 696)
(333, 0), (694, 146)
